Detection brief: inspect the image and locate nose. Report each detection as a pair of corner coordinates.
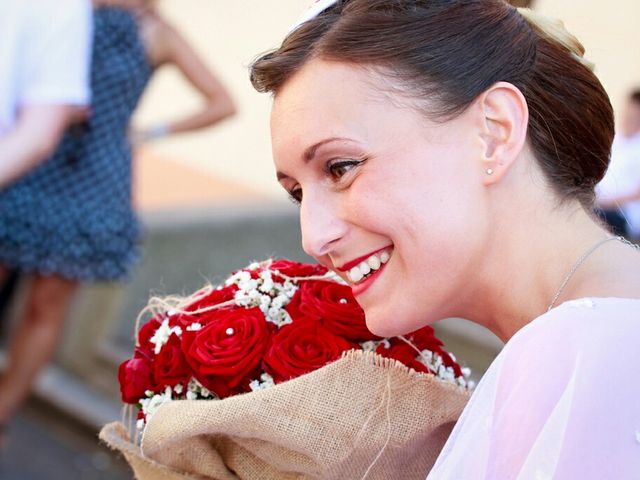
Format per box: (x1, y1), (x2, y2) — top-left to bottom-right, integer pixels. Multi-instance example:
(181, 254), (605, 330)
(300, 191), (347, 259)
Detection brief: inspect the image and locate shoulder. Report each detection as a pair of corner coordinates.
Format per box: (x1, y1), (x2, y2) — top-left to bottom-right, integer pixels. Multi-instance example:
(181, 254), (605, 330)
(490, 298), (640, 417)
(489, 297), (639, 404)
(138, 10), (183, 67)
(432, 298), (640, 479)
(512, 297), (639, 347)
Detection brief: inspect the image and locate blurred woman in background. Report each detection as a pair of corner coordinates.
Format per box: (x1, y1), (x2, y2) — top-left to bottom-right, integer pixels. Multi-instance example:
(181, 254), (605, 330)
(0, 0), (235, 445)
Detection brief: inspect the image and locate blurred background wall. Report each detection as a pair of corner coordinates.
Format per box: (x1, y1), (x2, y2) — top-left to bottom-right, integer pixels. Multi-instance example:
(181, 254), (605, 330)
(133, 0), (640, 210)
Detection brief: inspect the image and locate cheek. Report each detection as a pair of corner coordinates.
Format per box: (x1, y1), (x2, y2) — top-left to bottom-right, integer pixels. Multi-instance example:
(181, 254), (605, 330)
(358, 168), (487, 334)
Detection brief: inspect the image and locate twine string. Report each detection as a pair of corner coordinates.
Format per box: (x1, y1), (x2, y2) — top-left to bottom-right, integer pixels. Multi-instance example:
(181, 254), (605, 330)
(360, 373), (393, 480)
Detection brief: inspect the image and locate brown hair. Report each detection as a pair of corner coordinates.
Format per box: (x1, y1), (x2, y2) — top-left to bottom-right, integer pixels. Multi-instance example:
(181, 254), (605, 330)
(250, 0), (614, 208)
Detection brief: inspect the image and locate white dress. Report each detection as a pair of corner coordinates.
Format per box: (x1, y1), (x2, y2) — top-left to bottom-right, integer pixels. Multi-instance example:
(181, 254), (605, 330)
(428, 297), (640, 479)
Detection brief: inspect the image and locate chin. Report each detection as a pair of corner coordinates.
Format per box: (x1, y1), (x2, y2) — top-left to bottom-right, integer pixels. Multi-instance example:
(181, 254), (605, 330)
(364, 304), (431, 338)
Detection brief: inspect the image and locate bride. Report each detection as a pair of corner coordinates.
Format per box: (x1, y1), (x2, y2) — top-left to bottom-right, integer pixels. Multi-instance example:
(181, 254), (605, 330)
(250, 0), (640, 477)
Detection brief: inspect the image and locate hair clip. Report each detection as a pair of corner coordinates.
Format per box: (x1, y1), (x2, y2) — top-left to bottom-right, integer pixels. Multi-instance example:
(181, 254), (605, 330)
(289, 0), (339, 33)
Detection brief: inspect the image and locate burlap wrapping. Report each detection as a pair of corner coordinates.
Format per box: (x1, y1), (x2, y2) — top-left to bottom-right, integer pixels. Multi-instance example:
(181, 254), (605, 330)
(100, 350), (470, 480)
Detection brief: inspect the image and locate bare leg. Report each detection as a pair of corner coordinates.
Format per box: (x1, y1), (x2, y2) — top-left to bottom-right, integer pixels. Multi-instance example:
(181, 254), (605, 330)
(0, 274), (78, 425)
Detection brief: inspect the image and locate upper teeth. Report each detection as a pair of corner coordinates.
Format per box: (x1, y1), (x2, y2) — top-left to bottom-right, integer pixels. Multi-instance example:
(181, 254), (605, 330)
(347, 250), (390, 283)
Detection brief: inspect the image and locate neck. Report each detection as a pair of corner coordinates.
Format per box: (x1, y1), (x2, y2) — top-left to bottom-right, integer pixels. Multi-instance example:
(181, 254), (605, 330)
(466, 191), (613, 342)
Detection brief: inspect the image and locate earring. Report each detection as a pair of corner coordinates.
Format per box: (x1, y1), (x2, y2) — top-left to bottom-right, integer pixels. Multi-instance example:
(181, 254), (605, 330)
(486, 168), (494, 175)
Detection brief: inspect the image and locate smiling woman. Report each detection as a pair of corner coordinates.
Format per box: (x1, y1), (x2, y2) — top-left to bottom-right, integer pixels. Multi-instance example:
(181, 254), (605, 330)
(250, 0), (640, 478)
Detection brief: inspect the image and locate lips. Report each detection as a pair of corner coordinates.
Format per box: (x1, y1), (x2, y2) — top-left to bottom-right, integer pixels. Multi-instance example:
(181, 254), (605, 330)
(349, 258), (387, 297)
(336, 247), (392, 285)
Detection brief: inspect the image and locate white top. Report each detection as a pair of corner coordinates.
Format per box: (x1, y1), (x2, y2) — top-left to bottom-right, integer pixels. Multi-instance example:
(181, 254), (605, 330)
(617, 135), (640, 238)
(428, 297), (640, 480)
(597, 135), (640, 202)
(0, 0), (92, 134)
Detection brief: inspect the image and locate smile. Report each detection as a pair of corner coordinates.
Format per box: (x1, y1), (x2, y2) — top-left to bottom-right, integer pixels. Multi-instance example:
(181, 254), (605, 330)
(342, 248), (391, 285)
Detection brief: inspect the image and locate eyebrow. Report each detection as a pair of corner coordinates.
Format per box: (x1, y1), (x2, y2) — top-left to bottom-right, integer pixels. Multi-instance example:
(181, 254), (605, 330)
(276, 136), (355, 181)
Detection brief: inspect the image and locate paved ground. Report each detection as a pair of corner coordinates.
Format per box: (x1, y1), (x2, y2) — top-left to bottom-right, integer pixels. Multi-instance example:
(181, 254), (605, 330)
(0, 398), (132, 480)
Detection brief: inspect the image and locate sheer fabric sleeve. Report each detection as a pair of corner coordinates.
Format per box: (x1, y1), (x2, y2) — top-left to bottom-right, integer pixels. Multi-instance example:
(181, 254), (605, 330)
(428, 298), (640, 480)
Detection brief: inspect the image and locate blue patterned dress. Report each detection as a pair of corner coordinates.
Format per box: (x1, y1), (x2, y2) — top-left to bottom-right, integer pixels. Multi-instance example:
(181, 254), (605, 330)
(0, 7), (152, 281)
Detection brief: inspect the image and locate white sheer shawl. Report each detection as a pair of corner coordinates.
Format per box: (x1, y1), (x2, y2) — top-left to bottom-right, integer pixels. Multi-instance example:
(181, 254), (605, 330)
(428, 297), (640, 479)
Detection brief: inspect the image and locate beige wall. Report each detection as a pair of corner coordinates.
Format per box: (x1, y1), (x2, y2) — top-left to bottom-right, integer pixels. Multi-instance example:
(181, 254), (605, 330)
(134, 0), (304, 201)
(134, 1), (640, 203)
(536, 0), (640, 119)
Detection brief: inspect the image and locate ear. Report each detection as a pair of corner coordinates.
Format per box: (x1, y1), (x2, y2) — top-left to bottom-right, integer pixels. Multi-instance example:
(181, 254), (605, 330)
(476, 82), (529, 186)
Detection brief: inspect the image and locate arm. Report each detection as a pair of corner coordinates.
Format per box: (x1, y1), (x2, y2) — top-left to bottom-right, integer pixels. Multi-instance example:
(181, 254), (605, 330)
(0, 105), (77, 188)
(135, 13), (236, 142)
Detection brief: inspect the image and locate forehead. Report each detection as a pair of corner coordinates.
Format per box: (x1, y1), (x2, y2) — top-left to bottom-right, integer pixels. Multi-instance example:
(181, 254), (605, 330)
(272, 61), (376, 135)
(270, 59), (425, 161)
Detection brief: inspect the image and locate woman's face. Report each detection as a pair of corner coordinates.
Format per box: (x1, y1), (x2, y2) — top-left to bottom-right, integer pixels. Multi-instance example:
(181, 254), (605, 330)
(271, 59), (491, 336)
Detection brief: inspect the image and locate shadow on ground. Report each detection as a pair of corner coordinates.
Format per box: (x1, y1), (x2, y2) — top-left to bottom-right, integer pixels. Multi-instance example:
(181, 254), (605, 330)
(0, 398), (131, 480)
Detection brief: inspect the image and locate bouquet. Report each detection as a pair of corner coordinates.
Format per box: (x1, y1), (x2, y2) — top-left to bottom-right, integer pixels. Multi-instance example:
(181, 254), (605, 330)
(100, 259), (472, 480)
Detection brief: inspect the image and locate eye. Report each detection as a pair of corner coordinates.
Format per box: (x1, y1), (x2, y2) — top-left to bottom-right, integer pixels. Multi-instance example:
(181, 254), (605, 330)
(327, 159), (362, 181)
(287, 186), (303, 205)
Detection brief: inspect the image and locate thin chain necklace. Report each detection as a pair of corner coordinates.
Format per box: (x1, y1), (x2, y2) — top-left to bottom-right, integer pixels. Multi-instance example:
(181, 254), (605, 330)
(547, 235), (635, 311)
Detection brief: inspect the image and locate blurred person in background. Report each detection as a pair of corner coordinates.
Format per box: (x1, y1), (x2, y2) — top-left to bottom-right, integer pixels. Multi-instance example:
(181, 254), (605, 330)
(596, 89), (640, 239)
(0, 0), (92, 448)
(0, 0), (236, 448)
(0, 0), (92, 187)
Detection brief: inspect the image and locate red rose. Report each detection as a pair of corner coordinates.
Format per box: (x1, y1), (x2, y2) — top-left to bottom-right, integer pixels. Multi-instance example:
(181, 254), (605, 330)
(263, 320), (358, 383)
(182, 307), (272, 398)
(269, 259), (328, 279)
(376, 327), (463, 377)
(153, 333), (192, 389)
(435, 349), (463, 377)
(296, 281), (379, 341)
(375, 339), (430, 374)
(404, 326), (462, 376)
(118, 356), (156, 404)
(284, 287), (304, 319)
(136, 318), (162, 356)
(403, 326), (443, 351)
(173, 285), (238, 329)
(185, 285), (237, 313)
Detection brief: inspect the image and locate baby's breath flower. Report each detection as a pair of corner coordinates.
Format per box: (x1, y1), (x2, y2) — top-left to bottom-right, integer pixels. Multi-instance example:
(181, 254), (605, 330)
(282, 281), (298, 298)
(140, 386), (173, 421)
(149, 318), (182, 354)
(360, 340), (380, 352)
(259, 271), (274, 293)
(249, 373), (275, 392)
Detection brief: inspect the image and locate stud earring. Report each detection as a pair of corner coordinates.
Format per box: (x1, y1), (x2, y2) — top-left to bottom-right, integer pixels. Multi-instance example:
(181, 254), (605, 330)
(486, 168), (494, 175)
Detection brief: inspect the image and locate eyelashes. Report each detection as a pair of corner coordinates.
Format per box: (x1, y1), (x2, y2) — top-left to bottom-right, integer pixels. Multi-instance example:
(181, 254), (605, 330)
(286, 157), (366, 206)
(288, 187), (303, 205)
(326, 158), (363, 180)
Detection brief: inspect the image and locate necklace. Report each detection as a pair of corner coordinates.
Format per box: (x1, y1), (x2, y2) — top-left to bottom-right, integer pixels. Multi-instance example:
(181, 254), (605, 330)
(547, 235), (630, 311)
